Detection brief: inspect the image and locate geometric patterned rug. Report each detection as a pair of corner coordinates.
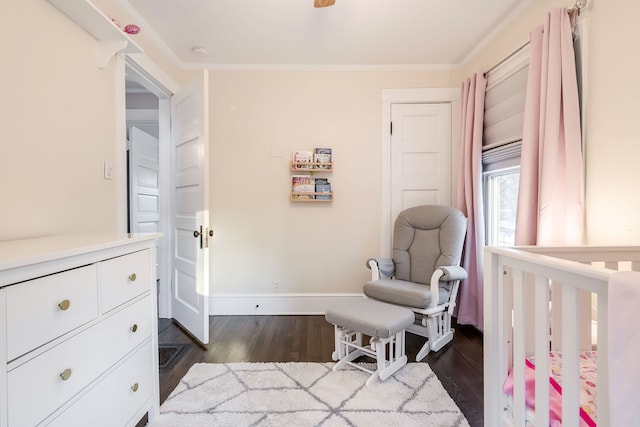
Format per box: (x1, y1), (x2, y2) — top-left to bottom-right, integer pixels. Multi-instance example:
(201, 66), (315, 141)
(146, 362), (470, 427)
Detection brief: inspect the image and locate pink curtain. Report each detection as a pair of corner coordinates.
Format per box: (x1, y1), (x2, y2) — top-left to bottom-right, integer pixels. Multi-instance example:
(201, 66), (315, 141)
(515, 8), (584, 246)
(456, 73), (487, 329)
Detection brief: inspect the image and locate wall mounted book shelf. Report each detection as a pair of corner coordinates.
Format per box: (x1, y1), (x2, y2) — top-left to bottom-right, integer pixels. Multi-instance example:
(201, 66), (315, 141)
(290, 149), (333, 202)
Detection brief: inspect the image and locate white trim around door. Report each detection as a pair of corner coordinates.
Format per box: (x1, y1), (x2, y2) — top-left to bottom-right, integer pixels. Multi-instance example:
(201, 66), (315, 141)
(115, 53), (180, 319)
(380, 88), (460, 258)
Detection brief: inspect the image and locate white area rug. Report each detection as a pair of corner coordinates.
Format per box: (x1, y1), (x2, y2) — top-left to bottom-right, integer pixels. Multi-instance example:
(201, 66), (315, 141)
(148, 362), (470, 427)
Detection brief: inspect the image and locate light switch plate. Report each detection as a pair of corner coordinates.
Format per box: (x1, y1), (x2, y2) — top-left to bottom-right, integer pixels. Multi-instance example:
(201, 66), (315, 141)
(104, 160), (113, 180)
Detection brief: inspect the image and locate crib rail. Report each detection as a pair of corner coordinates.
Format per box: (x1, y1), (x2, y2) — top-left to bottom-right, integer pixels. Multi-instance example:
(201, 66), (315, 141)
(484, 245), (640, 427)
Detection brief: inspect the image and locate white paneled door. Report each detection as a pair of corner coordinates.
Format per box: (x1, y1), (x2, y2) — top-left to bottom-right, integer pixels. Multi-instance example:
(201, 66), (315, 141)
(129, 126), (160, 276)
(170, 72), (210, 345)
(129, 127), (160, 234)
(390, 103), (452, 224)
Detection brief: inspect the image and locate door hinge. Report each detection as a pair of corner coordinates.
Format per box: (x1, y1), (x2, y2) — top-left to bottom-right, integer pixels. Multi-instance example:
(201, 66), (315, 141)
(390, 122), (393, 135)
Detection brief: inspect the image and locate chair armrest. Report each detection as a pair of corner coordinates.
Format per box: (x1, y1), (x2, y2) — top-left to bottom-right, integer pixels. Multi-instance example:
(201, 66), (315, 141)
(438, 265), (468, 282)
(366, 258), (395, 280)
(427, 266), (467, 309)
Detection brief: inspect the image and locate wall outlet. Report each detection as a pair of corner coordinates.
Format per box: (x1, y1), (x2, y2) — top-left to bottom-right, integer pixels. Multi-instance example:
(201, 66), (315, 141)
(272, 280), (280, 292)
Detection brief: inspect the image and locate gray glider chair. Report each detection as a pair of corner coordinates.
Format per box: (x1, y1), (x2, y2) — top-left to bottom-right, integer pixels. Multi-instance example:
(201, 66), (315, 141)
(364, 205), (468, 361)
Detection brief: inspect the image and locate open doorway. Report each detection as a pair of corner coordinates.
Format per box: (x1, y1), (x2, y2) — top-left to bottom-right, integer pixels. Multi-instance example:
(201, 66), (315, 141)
(125, 79), (159, 235)
(124, 60), (172, 319)
(120, 58), (210, 344)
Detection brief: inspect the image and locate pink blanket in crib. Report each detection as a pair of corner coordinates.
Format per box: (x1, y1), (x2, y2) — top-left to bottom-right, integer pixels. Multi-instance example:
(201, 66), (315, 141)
(503, 351), (597, 427)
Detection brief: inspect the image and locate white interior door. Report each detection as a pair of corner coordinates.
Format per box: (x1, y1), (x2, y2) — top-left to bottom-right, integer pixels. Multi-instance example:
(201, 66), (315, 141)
(390, 103), (452, 224)
(170, 72), (210, 345)
(129, 126), (160, 234)
(129, 125), (160, 277)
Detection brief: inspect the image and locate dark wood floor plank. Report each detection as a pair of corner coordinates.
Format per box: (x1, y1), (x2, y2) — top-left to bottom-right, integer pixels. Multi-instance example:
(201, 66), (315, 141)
(155, 315), (483, 427)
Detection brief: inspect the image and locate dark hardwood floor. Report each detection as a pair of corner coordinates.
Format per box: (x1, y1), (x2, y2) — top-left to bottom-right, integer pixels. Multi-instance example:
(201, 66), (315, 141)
(154, 315), (484, 427)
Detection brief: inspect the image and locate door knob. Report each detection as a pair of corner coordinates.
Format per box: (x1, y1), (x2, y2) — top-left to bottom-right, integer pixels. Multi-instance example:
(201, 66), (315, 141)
(193, 230), (201, 238)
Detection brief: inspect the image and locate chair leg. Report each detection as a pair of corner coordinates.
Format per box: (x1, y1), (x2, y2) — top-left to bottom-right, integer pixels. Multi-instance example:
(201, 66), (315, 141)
(331, 324), (344, 361)
(415, 341), (431, 362)
(371, 332), (408, 385)
(429, 312), (455, 354)
(415, 312), (456, 361)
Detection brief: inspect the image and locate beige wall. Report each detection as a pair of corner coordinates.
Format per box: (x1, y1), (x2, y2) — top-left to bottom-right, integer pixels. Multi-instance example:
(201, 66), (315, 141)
(1, 0), (189, 241)
(1, 0), (118, 241)
(2, 0), (459, 298)
(8, 0), (635, 298)
(208, 70), (458, 294)
(583, 0), (640, 244)
(461, 0), (640, 245)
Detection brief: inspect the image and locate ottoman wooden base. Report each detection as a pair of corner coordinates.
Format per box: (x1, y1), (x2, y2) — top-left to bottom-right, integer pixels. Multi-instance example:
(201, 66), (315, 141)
(325, 299), (414, 386)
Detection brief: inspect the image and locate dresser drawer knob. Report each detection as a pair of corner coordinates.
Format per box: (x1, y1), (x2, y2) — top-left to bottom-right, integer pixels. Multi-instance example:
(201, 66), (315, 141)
(131, 383), (139, 392)
(129, 273), (137, 282)
(130, 324), (138, 333)
(58, 299), (71, 311)
(60, 368), (72, 381)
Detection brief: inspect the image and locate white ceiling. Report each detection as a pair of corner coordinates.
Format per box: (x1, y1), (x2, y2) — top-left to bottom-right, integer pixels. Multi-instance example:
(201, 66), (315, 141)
(124, 0), (531, 69)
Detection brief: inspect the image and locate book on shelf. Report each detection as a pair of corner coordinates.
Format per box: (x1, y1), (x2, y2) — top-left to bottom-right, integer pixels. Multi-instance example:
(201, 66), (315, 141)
(292, 175), (315, 199)
(291, 193), (315, 200)
(314, 147), (332, 169)
(315, 177), (332, 200)
(292, 150), (314, 170)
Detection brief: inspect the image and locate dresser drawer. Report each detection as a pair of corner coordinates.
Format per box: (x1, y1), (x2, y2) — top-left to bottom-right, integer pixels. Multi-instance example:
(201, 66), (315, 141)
(101, 250), (152, 313)
(6, 264), (98, 361)
(7, 296), (152, 426)
(48, 340), (154, 427)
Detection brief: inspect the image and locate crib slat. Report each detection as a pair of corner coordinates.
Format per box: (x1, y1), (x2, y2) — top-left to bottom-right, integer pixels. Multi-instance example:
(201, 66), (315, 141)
(551, 282), (563, 351)
(484, 252), (512, 427)
(512, 269), (526, 427)
(562, 284), (580, 427)
(597, 288), (610, 425)
(534, 275), (550, 427)
(501, 265), (514, 423)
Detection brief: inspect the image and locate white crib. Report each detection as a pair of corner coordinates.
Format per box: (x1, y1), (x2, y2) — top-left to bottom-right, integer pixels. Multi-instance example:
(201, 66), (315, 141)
(484, 245), (640, 427)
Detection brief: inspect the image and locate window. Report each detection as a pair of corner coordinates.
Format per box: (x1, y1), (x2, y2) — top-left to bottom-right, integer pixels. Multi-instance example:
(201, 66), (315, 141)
(484, 166), (520, 246)
(482, 47), (529, 246)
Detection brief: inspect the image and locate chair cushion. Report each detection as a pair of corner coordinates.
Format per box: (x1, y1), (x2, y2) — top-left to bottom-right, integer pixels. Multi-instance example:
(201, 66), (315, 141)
(325, 299), (414, 338)
(393, 205), (466, 285)
(363, 278), (451, 309)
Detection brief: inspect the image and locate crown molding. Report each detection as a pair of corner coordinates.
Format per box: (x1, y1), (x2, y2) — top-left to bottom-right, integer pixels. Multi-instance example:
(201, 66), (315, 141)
(458, 0), (535, 69)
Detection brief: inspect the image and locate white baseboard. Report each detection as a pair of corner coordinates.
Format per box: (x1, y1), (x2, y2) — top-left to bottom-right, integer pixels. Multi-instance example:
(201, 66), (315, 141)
(210, 293), (365, 315)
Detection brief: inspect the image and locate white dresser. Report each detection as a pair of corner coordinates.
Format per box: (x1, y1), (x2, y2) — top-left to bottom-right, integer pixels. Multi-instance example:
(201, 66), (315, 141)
(0, 234), (161, 427)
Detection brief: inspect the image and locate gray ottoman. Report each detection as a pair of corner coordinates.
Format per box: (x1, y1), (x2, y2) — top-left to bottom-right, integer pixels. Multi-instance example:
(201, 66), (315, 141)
(325, 298), (414, 386)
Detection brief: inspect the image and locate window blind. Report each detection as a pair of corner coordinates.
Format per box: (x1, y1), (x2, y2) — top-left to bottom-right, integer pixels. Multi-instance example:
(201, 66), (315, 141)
(482, 47), (529, 172)
(483, 65), (528, 148)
